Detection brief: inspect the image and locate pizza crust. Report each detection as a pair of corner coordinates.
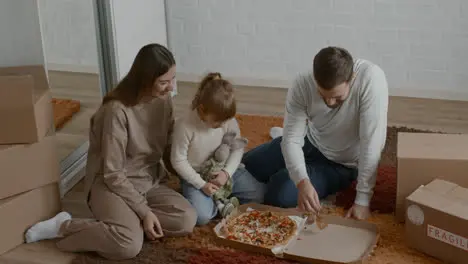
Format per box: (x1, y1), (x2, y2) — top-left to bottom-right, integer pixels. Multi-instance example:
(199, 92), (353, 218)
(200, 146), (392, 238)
(316, 215), (328, 230)
(223, 210), (298, 249)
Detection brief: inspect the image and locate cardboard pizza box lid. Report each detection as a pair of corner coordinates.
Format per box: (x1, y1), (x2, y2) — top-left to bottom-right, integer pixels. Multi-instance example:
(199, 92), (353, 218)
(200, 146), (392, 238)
(214, 203), (379, 264)
(283, 215), (378, 264)
(0, 65), (53, 144)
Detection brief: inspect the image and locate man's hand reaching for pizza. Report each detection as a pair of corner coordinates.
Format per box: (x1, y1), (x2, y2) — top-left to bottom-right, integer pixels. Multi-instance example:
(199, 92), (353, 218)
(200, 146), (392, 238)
(297, 179), (322, 214)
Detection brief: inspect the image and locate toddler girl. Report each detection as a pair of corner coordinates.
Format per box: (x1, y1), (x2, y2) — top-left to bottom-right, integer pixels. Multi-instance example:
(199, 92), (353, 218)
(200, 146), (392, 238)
(171, 72), (265, 225)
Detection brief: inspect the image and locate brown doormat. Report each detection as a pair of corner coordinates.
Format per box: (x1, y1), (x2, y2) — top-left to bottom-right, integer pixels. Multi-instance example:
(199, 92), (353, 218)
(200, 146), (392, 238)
(73, 114), (443, 264)
(52, 98), (81, 130)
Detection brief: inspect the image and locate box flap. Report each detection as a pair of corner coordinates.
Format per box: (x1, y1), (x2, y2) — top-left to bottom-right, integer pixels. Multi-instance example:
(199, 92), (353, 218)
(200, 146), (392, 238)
(0, 130), (54, 151)
(0, 65), (49, 102)
(407, 179), (468, 220)
(424, 179), (459, 193)
(0, 75), (35, 107)
(0, 192), (19, 207)
(283, 215), (378, 263)
(0, 133), (59, 200)
(0, 178), (45, 206)
(397, 132), (468, 160)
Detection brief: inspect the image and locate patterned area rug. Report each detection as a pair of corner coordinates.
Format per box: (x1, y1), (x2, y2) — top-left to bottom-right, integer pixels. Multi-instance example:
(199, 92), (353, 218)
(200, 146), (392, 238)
(73, 114), (443, 264)
(52, 98), (81, 130)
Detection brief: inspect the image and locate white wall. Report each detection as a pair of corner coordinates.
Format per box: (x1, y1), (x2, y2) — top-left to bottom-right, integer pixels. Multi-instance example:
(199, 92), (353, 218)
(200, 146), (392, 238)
(38, 0), (99, 74)
(37, 0), (170, 84)
(110, 0), (168, 80)
(167, 0), (468, 101)
(0, 0), (46, 67)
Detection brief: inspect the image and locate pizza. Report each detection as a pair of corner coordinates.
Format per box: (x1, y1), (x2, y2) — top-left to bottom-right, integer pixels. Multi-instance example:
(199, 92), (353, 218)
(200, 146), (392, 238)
(316, 214), (328, 230)
(303, 212), (328, 230)
(223, 210), (297, 248)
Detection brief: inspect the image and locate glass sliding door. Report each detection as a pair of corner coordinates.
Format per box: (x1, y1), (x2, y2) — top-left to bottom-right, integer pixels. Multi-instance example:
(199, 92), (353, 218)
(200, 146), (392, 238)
(37, 0), (116, 196)
(47, 0), (170, 196)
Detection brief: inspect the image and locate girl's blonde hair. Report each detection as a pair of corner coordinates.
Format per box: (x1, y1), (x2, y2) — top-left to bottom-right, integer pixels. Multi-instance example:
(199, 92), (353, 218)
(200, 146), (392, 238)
(191, 72), (236, 122)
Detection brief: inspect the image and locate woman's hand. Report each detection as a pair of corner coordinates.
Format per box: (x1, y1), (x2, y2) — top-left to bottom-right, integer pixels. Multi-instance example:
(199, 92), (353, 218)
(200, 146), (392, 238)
(202, 182), (219, 196)
(143, 211), (163, 240)
(210, 170), (229, 187)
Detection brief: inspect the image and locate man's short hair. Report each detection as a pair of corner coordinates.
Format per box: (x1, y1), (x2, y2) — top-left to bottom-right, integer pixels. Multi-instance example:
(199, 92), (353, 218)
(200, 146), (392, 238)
(313, 46), (354, 90)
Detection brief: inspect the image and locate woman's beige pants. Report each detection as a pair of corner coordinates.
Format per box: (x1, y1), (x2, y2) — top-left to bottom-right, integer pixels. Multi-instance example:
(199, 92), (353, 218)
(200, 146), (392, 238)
(56, 183), (197, 260)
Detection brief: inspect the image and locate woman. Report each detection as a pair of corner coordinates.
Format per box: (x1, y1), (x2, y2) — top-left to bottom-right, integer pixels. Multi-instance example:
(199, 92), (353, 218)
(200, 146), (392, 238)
(24, 43), (197, 260)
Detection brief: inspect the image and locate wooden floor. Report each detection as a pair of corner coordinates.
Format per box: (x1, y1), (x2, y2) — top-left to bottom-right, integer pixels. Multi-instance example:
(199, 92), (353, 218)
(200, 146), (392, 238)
(3, 73), (468, 263)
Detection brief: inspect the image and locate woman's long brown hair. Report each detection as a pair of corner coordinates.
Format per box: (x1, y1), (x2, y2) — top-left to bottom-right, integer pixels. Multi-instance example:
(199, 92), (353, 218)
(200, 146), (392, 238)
(102, 43), (176, 106)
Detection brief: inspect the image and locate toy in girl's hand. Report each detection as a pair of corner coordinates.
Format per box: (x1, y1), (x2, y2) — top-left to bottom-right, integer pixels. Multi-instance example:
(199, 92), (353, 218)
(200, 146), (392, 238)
(199, 131), (248, 217)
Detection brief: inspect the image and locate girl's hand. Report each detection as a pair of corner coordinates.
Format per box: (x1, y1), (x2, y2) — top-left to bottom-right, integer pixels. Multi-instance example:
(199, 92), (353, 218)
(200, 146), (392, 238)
(202, 182), (219, 196)
(210, 170), (229, 187)
(143, 211), (163, 240)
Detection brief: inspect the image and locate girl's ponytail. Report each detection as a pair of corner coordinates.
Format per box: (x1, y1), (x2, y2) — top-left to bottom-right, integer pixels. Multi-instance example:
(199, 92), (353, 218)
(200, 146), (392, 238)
(191, 72), (222, 110)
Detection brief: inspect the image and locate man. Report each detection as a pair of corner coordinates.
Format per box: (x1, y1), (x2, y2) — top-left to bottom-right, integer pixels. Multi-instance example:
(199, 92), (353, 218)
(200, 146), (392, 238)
(242, 46), (388, 220)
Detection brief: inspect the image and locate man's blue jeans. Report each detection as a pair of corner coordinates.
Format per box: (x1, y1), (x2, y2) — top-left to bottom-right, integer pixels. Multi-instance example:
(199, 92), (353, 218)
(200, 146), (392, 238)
(181, 167), (266, 225)
(242, 136), (357, 208)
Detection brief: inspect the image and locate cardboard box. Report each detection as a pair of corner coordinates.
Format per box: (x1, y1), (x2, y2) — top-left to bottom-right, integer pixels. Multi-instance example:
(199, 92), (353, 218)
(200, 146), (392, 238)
(214, 204), (379, 263)
(405, 179), (468, 264)
(0, 183), (61, 255)
(0, 65), (53, 144)
(0, 134), (59, 200)
(396, 132), (468, 222)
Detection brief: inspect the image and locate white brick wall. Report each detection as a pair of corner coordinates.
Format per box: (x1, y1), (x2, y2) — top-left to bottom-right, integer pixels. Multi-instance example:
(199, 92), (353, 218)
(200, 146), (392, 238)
(167, 0), (468, 100)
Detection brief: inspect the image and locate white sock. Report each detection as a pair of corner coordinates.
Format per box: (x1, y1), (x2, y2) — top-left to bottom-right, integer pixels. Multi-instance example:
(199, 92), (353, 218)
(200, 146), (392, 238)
(25, 211), (72, 243)
(270, 127), (284, 139)
(216, 200), (225, 212)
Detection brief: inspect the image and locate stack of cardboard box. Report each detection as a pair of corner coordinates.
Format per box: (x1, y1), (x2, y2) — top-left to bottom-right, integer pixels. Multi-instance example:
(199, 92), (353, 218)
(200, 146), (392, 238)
(397, 132), (468, 263)
(0, 65), (61, 255)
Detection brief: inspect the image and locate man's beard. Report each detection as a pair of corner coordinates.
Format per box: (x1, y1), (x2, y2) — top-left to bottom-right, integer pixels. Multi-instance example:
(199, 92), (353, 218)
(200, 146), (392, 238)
(324, 101), (342, 109)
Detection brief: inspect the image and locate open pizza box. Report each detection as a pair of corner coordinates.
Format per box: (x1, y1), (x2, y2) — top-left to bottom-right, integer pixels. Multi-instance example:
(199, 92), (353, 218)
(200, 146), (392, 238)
(214, 203), (379, 264)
